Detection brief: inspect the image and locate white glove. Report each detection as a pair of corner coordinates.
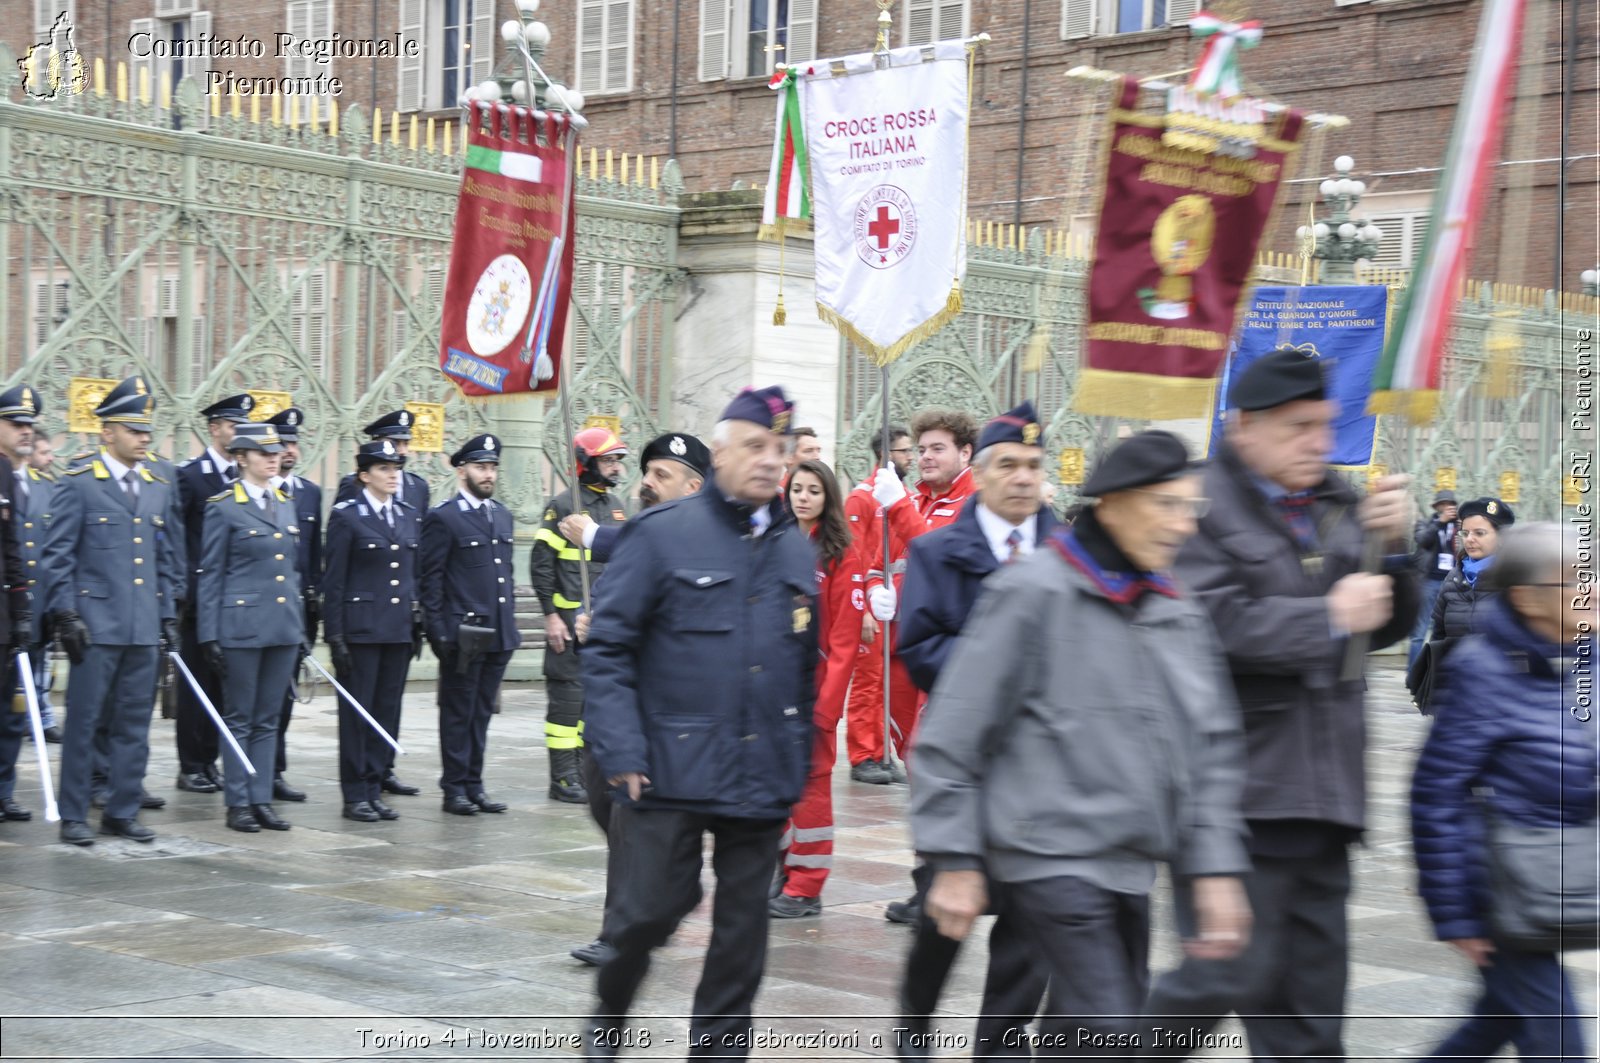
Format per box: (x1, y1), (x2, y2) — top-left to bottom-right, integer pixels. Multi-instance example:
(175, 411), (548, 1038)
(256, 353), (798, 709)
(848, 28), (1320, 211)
(869, 585), (898, 622)
(871, 466), (908, 508)
(533, 350), (555, 383)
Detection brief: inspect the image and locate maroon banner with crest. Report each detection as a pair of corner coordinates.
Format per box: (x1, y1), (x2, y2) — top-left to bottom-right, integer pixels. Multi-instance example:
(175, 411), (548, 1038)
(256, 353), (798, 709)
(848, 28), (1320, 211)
(439, 103), (578, 398)
(1076, 78), (1305, 419)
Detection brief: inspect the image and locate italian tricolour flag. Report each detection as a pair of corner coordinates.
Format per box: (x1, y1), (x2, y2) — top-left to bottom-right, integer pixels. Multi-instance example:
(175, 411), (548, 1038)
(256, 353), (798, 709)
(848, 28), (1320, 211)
(465, 142), (544, 184)
(762, 66), (811, 227)
(1368, 0), (1525, 422)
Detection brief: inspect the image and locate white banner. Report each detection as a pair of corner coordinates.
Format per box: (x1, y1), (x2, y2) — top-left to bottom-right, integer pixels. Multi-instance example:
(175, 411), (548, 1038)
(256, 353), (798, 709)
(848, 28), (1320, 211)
(799, 43), (969, 365)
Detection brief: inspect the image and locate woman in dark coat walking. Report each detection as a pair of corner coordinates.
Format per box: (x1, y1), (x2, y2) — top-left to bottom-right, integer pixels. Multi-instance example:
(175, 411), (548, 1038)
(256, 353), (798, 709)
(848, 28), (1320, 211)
(1430, 496), (1514, 642)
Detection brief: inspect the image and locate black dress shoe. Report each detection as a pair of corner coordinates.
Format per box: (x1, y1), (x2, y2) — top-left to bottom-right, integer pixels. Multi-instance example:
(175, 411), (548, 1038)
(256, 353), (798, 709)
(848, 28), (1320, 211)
(203, 766), (224, 788)
(0, 798), (32, 822)
(59, 820), (95, 846)
(176, 772), (220, 794)
(226, 807), (261, 832)
(442, 795), (479, 816)
(369, 798), (400, 821)
(100, 816), (156, 843)
(884, 895), (922, 925)
(272, 775), (307, 802)
(570, 938), (618, 966)
(250, 804), (291, 831)
(139, 789), (167, 810)
(341, 801), (380, 823)
(469, 792), (508, 813)
(41, 725), (61, 744)
(381, 772), (420, 796)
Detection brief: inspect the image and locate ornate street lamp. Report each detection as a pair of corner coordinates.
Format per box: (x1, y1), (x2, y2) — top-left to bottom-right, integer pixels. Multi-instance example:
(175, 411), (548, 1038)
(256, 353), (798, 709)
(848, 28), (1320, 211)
(1297, 155), (1382, 285)
(1581, 268), (1599, 297)
(465, 0), (588, 115)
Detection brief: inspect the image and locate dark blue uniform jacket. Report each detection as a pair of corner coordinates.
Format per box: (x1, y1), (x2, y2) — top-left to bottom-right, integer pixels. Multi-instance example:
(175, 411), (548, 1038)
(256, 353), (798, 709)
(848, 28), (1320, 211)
(418, 493), (520, 653)
(322, 496), (421, 645)
(583, 482), (819, 819)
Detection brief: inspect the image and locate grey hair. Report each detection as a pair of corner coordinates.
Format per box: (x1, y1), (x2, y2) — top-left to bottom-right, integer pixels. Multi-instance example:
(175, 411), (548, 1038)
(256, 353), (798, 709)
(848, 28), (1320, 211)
(1487, 522), (1579, 591)
(711, 420), (733, 447)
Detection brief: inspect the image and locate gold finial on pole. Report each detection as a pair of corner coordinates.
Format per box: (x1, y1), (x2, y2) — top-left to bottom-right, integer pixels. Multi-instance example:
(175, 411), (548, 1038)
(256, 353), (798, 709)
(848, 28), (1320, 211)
(874, 0), (894, 59)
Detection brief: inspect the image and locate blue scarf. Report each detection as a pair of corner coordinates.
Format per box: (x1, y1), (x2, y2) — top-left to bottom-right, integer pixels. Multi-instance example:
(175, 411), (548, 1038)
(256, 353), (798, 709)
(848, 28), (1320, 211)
(1461, 554), (1492, 587)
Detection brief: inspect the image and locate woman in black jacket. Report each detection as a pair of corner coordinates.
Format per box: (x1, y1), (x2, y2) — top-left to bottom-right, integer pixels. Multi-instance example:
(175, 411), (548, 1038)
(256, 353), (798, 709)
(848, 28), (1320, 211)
(1430, 497), (1514, 642)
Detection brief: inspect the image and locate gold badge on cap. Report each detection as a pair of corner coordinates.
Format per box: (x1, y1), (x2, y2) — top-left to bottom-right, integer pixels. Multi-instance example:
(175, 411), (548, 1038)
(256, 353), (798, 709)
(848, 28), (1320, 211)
(1022, 423), (1040, 445)
(1486, 500), (1499, 515)
(772, 410), (791, 435)
(133, 377), (148, 396)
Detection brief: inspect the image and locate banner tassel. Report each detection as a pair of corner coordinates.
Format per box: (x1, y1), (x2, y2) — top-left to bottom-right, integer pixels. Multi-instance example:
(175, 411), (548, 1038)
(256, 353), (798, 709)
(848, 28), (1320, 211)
(945, 278), (963, 315)
(773, 217), (789, 326)
(774, 293), (787, 326)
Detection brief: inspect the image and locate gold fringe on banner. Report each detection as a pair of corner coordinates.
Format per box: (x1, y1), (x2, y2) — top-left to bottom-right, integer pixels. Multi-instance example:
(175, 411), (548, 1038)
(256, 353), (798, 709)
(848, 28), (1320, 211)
(816, 280), (965, 369)
(1366, 387), (1440, 424)
(1072, 368), (1219, 421)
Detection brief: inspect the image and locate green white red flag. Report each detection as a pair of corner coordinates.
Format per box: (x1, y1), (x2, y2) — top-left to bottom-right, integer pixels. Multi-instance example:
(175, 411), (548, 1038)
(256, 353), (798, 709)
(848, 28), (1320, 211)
(1368, 0), (1525, 422)
(762, 67), (811, 227)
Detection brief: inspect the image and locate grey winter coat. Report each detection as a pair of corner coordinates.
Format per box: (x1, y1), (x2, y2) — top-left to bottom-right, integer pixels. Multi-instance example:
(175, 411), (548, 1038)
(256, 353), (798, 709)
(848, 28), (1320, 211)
(908, 546), (1249, 886)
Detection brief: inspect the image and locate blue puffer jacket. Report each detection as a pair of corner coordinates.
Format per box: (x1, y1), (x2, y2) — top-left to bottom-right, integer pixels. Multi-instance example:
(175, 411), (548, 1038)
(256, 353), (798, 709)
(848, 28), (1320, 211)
(1410, 597), (1600, 941)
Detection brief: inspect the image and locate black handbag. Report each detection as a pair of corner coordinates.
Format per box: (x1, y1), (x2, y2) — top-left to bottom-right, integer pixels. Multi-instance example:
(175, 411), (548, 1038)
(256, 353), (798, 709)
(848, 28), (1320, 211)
(1406, 637), (1457, 715)
(1486, 809), (1600, 952)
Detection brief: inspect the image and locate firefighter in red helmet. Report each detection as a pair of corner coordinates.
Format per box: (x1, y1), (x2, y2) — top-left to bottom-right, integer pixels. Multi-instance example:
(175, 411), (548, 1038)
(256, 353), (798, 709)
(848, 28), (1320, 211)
(530, 425), (629, 802)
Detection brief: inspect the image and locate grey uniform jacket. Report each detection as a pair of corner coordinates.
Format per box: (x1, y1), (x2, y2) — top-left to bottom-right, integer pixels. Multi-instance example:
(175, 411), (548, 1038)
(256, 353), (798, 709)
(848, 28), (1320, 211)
(40, 457), (180, 645)
(197, 483), (305, 649)
(909, 547), (1249, 887)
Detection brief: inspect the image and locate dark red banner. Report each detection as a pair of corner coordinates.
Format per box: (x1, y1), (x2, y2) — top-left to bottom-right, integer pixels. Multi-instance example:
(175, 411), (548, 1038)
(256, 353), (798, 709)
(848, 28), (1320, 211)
(440, 104), (578, 398)
(1077, 78), (1305, 419)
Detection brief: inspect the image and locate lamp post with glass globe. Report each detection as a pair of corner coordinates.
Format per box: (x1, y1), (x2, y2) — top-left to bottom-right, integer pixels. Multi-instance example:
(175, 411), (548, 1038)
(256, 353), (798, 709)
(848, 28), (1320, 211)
(1582, 268), (1600, 298)
(1296, 156), (1382, 285)
(463, 0), (588, 116)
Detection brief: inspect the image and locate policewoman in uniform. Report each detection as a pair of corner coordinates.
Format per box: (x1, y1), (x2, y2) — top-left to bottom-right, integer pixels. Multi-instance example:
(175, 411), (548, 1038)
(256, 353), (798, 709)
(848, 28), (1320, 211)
(420, 435), (519, 815)
(335, 409), (432, 512)
(266, 406), (321, 802)
(43, 376), (181, 846)
(323, 439), (421, 823)
(196, 422), (305, 833)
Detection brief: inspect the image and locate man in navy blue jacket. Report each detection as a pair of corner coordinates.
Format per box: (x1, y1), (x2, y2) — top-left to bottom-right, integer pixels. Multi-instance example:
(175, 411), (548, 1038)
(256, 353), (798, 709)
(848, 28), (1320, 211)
(583, 387), (817, 1060)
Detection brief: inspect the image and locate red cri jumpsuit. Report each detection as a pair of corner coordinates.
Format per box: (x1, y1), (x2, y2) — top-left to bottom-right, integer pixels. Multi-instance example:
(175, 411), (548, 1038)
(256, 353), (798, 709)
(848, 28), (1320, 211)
(778, 527), (862, 900)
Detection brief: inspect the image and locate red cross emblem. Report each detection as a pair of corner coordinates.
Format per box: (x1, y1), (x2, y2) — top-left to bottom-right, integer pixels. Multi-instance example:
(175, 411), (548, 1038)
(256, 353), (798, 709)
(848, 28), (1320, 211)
(853, 185), (917, 270)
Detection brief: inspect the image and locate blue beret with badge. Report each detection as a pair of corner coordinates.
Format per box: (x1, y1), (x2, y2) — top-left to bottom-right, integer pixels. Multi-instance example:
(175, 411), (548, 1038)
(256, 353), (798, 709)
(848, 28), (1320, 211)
(451, 434), (502, 466)
(363, 409), (414, 440)
(94, 375), (156, 426)
(200, 393), (255, 423)
(1458, 496), (1515, 529)
(0, 384), (42, 424)
(265, 406), (305, 442)
(977, 400), (1042, 453)
(720, 385), (794, 435)
(356, 438), (407, 470)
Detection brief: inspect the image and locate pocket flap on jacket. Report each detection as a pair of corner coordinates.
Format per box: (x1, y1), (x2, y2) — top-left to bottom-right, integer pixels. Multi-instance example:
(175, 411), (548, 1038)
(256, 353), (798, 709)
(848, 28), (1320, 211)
(671, 569), (734, 589)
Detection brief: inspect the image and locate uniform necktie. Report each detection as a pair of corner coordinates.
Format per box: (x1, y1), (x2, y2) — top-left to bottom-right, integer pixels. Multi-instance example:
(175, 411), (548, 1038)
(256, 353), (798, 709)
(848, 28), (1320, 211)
(383, 504), (394, 529)
(122, 469), (140, 504)
(480, 501), (494, 531)
(1006, 528), (1023, 563)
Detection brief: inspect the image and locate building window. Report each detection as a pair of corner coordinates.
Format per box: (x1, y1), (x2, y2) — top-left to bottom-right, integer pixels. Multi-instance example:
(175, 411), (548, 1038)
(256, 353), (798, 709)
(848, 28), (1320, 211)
(904, 0), (967, 46)
(129, 9), (213, 101)
(1061, 0), (1195, 39)
(576, 0), (635, 94)
(284, 0), (334, 120)
(1357, 191), (1433, 274)
(32, 0), (72, 37)
(397, 0), (494, 112)
(701, 0), (813, 80)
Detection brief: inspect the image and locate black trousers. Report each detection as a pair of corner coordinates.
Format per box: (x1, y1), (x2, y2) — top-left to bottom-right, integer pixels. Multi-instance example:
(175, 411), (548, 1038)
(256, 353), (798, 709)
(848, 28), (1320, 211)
(543, 609), (583, 742)
(337, 643), (411, 803)
(437, 648), (511, 798)
(580, 751), (620, 941)
(593, 805), (784, 1059)
(175, 612), (221, 775)
(898, 865), (1049, 1062)
(1141, 847), (1351, 1062)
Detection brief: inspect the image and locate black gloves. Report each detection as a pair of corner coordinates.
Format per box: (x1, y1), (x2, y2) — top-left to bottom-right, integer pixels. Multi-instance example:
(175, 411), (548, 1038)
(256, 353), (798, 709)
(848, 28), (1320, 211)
(328, 636), (353, 676)
(411, 605), (425, 661)
(303, 592), (321, 644)
(298, 641), (314, 662)
(201, 640), (227, 681)
(51, 610), (89, 665)
(11, 610), (33, 655)
(159, 617), (180, 655)
(428, 634), (452, 663)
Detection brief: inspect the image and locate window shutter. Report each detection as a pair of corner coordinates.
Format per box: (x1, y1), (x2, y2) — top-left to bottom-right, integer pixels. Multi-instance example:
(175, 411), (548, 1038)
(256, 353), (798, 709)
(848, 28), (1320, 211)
(698, 0), (729, 81)
(1166, 0), (1198, 25)
(937, 0), (966, 40)
(605, 0), (632, 91)
(35, 282), (70, 347)
(1366, 212), (1429, 271)
(155, 0), (196, 16)
(1061, 0), (1096, 39)
(904, 0), (935, 45)
(187, 10), (213, 88)
(471, 0), (497, 85)
(578, 0), (605, 92)
(292, 270), (328, 374)
(190, 315), (209, 382)
(390, 309), (411, 357)
(128, 18), (156, 102)
(158, 276), (179, 317)
(125, 318), (156, 363)
(34, 0), (70, 36)
(785, 0), (816, 63)
(396, 0), (424, 112)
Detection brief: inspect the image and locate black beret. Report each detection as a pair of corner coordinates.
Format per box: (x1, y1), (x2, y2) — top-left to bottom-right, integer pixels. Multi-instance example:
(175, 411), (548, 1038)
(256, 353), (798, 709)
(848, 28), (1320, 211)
(1228, 346), (1328, 411)
(720, 386), (794, 434)
(640, 432), (710, 477)
(356, 439), (407, 470)
(1458, 496), (1515, 529)
(451, 434), (502, 466)
(977, 401), (1042, 453)
(1082, 430), (1196, 498)
(200, 393), (255, 423)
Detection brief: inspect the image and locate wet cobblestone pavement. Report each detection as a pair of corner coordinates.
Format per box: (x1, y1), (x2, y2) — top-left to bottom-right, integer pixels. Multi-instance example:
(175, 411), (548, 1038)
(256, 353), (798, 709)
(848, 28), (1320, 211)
(0, 661), (1594, 1060)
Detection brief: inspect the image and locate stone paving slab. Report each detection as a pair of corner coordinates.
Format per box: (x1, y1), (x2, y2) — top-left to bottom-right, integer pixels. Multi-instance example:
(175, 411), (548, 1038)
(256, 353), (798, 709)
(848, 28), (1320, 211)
(0, 665), (1594, 1061)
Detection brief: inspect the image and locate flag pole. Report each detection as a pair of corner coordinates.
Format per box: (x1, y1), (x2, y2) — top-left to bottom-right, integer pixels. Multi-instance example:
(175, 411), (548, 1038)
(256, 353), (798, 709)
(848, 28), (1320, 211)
(871, 0), (900, 774)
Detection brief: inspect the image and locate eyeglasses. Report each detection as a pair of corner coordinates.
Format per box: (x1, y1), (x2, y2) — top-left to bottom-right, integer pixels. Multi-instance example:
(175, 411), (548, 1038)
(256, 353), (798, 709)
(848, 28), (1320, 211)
(888, 447), (914, 457)
(1129, 490), (1211, 518)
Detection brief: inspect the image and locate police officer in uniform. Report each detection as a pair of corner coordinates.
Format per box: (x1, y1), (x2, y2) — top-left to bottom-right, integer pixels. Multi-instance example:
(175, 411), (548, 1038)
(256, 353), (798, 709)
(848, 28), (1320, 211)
(420, 435), (519, 816)
(324, 439), (421, 823)
(0, 386), (55, 750)
(266, 407), (320, 802)
(174, 392), (257, 793)
(334, 410), (432, 513)
(0, 386), (36, 823)
(44, 376), (181, 846)
(197, 422), (305, 833)
(530, 425), (627, 803)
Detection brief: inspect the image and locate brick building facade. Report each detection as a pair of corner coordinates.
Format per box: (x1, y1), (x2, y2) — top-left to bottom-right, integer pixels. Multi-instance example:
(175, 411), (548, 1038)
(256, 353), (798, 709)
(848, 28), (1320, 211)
(11, 0), (1596, 289)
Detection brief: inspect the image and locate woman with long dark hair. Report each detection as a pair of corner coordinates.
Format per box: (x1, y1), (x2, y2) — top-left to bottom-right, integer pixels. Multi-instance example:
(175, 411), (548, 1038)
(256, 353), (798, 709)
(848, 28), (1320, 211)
(771, 459), (861, 918)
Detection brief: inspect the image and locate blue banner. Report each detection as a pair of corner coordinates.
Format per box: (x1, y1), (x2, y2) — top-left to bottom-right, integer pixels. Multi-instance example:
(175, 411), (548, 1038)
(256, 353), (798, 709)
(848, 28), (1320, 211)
(1209, 285), (1389, 466)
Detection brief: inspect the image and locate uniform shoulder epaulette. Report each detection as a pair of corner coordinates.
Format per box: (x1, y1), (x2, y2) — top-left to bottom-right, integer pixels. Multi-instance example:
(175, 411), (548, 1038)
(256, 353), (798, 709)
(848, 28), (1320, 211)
(395, 497), (416, 510)
(333, 499), (357, 510)
(207, 489), (232, 503)
(64, 464), (93, 477)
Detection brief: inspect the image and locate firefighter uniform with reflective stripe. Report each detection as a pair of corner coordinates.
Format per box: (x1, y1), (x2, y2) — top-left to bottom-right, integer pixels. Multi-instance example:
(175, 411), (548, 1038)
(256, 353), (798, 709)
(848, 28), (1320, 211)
(529, 485), (625, 764)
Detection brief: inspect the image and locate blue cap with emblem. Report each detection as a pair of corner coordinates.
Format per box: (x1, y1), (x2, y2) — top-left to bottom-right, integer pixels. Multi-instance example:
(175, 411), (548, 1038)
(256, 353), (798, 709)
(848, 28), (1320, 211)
(977, 401), (1042, 453)
(265, 406), (305, 442)
(94, 376), (156, 426)
(200, 393), (256, 423)
(0, 384), (42, 424)
(356, 439), (407, 470)
(719, 386), (794, 435)
(451, 434), (501, 466)
(363, 409), (414, 440)
(226, 422), (284, 454)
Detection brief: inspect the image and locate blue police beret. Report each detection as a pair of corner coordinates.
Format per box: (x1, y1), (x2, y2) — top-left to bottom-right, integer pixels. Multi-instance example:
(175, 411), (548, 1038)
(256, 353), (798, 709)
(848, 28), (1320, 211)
(640, 432), (711, 477)
(94, 376), (156, 426)
(1228, 346), (1329, 412)
(451, 434), (502, 466)
(356, 439), (407, 469)
(200, 393), (256, 423)
(1458, 496), (1515, 529)
(363, 409), (414, 440)
(265, 407), (305, 441)
(977, 401), (1042, 453)
(719, 386), (795, 435)
(0, 384), (42, 424)
(226, 422), (284, 454)
(1082, 430), (1196, 498)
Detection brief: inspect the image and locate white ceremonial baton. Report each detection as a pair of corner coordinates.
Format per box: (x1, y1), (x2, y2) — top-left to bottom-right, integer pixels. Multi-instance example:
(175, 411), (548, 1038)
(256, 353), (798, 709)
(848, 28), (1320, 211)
(15, 652), (59, 822)
(303, 655), (405, 756)
(168, 652), (255, 775)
